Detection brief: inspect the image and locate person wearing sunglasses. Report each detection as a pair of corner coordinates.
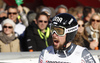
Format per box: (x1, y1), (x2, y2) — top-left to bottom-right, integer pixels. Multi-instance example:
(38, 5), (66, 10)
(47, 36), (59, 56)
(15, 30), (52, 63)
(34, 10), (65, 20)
(23, 12), (53, 51)
(0, 18), (20, 52)
(72, 19), (90, 49)
(7, 6), (26, 36)
(8, 6), (28, 27)
(39, 13), (95, 63)
(85, 13), (100, 50)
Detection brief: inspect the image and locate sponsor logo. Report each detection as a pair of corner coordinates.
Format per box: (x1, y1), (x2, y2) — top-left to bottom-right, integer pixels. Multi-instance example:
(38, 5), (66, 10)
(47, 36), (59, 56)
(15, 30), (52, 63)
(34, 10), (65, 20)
(68, 27), (77, 32)
(40, 55), (43, 63)
(46, 61), (71, 63)
(53, 17), (63, 23)
(83, 53), (95, 63)
(68, 18), (73, 24)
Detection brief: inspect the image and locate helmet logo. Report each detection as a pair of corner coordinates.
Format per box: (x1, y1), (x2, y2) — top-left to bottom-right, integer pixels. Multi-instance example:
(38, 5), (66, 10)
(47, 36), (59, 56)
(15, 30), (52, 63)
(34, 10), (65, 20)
(63, 21), (67, 25)
(53, 22), (58, 25)
(53, 16), (63, 23)
(68, 18), (73, 24)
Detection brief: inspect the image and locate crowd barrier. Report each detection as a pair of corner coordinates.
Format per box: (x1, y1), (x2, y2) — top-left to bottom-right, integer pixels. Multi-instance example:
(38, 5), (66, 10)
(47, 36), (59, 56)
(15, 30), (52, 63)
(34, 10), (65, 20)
(0, 50), (100, 63)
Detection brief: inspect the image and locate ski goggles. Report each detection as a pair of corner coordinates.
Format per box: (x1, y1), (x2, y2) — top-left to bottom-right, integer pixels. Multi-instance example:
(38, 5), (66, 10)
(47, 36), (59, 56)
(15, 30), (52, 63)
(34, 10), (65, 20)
(51, 25), (78, 36)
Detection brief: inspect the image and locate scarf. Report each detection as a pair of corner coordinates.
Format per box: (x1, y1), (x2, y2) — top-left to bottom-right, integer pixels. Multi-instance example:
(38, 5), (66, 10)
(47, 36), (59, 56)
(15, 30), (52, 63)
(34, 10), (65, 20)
(89, 26), (99, 42)
(0, 32), (16, 44)
(90, 26), (99, 33)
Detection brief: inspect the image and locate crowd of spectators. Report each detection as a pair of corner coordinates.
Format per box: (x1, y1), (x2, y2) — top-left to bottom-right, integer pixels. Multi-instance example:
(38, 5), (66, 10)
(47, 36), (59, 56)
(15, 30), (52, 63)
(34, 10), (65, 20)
(0, 0), (100, 52)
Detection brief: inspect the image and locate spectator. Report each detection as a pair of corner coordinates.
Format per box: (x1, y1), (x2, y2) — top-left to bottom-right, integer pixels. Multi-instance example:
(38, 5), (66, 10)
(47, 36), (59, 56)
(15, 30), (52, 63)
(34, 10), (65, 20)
(0, 11), (7, 31)
(91, 7), (95, 15)
(23, 12), (53, 51)
(7, 6), (26, 36)
(0, 11), (7, 23)
(0, 19), (20, 52)
(27, 10), (37, 25)
(41, 7), (52, 26)
(39, 13), (95, 63)
(68, 7), (77, 19)
(72, 19), (90, 49)
(0, 11), (7, 18)
(83, 6), (95, 23)
(41, 7), (51, 16)
(95, 8), (100, 13)
(41, 7), (51, 19)
(17, 5), (29, 27)
(49, 7), (56, 18)
(85, 13), (100, 50)
(75, 6), (83, 19)
(0, 0), (6, 11)
(55, 5), (68, 15)
(36, 5), (45, 14)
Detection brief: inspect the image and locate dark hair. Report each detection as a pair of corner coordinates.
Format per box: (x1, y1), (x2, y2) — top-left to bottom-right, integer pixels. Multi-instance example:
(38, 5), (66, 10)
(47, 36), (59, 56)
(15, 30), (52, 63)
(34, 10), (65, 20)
(7, 6), (18, 13)
(36, 12), (48, 20)
(83, 6), (92, 18)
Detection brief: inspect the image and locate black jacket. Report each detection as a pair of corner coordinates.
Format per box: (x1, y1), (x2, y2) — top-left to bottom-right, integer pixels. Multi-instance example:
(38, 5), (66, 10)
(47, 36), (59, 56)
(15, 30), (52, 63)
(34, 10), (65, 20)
(24, 21), (53, 51)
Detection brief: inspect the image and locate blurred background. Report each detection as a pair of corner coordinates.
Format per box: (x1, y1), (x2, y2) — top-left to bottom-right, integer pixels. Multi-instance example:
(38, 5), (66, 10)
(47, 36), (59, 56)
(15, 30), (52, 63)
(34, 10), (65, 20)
(3, 0), (100, 11)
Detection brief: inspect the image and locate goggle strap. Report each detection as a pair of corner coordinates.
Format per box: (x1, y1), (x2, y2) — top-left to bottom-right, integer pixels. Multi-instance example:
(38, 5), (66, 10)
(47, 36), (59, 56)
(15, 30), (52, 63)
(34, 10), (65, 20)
(65, 25), (78, 33)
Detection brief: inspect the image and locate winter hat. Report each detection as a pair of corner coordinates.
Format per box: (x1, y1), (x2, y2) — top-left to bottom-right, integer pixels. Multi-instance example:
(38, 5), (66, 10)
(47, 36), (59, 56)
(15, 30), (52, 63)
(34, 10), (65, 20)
(1, 18), (16, 29)
(41, 7), (51, 15)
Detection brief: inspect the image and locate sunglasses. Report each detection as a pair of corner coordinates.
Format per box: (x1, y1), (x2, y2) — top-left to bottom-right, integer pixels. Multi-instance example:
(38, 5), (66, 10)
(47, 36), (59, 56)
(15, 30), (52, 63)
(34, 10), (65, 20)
(51, 25), (78, 36)
(3, 26), (13, 29)
(8, 12), (17, 15)
(91, 19), (100, 22)
(38, 20), (48, 23)
(78, 24), (84, 27)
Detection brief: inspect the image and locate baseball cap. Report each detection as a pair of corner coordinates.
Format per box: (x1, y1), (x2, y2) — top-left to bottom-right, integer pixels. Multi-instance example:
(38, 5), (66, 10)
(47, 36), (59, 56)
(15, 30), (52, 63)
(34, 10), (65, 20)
(41, 7), (51, 15)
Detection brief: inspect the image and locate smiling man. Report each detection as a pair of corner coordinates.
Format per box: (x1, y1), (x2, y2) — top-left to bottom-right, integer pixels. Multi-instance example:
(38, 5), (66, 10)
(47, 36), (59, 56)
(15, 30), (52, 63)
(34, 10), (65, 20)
(39, 13), (96, 63)
(7, 6), (18, 23)
(7, 6), (26, 35)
